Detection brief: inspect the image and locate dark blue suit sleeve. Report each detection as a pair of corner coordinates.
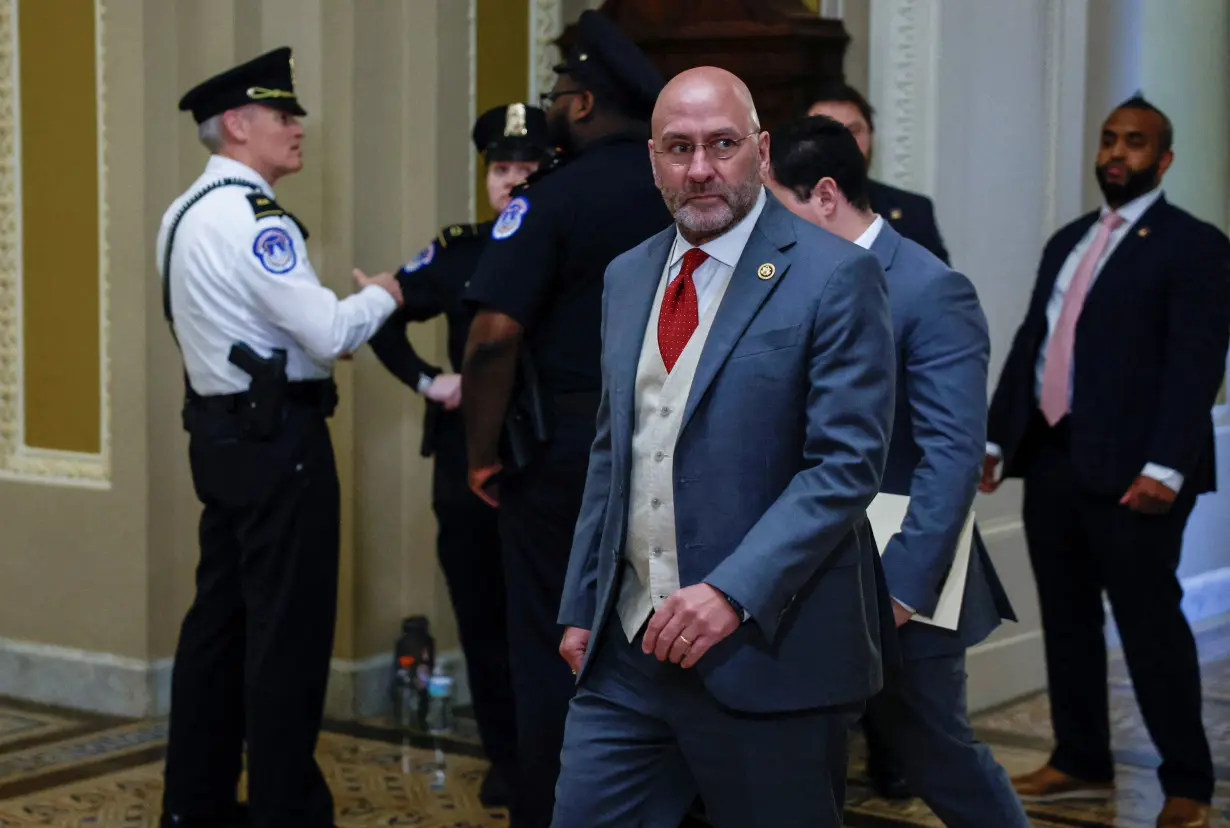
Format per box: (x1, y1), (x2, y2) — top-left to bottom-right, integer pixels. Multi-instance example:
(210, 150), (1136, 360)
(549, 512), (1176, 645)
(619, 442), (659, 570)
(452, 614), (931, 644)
(1147, 226), (1230, 476)
(705, 250), (897, 644)
(882, 270), (990, 615)
(557, 263), (613, 630)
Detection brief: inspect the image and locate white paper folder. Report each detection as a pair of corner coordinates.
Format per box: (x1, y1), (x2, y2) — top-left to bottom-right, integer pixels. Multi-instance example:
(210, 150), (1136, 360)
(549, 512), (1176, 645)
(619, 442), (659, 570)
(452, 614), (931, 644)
(865, 493), (973, 631)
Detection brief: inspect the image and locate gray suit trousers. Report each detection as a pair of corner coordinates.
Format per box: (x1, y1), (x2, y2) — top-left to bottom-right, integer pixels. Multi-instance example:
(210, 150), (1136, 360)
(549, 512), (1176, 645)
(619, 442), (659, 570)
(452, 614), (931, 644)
(551, 622), (861, 828)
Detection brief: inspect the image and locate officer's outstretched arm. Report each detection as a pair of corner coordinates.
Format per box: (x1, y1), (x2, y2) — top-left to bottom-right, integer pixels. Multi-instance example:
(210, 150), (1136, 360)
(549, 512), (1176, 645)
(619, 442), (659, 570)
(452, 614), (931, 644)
(242, 220), (399, 361)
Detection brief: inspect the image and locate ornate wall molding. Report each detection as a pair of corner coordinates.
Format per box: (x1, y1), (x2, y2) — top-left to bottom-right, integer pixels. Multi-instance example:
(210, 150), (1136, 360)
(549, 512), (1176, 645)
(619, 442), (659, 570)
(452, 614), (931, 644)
(528, 0), (563, 102)
(0, 0), (110, 487)
(466, 0), (477, 222)
(867, 0), (940, 196)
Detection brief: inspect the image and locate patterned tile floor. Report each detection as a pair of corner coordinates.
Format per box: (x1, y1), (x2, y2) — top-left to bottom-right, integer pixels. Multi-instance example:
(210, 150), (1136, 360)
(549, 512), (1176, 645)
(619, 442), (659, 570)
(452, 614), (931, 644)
(0, 618), (1226, 827)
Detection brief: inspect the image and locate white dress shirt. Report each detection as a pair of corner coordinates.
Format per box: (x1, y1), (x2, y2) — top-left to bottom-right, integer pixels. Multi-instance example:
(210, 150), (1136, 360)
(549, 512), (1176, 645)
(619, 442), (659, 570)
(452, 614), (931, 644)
(986, 187), (1182, 492)
(155, 155), (397, 395)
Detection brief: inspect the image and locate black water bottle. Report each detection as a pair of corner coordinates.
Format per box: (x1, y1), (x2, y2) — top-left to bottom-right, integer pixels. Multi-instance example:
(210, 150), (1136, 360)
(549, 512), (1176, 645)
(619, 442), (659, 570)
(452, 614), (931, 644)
(392, 615), (435, 731)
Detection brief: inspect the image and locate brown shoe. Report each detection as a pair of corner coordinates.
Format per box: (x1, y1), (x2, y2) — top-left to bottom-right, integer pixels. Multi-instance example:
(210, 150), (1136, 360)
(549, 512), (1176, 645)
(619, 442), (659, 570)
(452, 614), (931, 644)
(1156, 797), (1210, 827)
(1010, 764), (1114, 802)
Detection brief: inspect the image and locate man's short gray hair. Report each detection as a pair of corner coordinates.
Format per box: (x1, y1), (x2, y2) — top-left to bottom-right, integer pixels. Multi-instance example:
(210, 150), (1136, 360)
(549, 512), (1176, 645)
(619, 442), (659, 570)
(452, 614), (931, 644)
(198, 114), (224, 152)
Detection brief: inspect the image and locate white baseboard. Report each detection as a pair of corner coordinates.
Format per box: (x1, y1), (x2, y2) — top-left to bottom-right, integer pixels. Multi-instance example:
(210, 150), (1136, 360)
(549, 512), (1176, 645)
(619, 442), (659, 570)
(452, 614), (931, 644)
(0, 637), (171, 718)
(0, 637), (469, 722)
(966, 629), (1046, 713)
(1105, 565), (1230, 648)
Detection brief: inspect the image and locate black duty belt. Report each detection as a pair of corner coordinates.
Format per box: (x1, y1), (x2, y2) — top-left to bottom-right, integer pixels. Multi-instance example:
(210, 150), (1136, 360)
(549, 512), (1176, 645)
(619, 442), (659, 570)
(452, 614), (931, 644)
(187, 379), (337, 416)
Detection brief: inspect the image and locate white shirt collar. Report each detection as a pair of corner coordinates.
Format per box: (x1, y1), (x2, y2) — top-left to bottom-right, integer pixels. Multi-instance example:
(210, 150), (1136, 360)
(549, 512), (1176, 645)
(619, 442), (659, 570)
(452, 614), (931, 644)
(670, 186), (769, 269)
(1102, 186), (1163, 227)
(205, 154), (274, 196)
(851, 214), (886, 250)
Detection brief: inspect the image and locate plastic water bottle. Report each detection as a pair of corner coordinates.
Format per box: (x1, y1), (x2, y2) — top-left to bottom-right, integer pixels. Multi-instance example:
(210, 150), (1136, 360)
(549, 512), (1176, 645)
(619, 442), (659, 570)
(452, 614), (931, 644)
(425, 671), (455, 790)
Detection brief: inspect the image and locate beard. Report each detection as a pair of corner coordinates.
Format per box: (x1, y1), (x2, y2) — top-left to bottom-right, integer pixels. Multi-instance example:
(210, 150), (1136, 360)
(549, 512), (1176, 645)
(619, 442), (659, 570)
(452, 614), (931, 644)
(1095, 158), (1160, 206)
(660, 155), (762, 240)
(546, 107), (576, 156)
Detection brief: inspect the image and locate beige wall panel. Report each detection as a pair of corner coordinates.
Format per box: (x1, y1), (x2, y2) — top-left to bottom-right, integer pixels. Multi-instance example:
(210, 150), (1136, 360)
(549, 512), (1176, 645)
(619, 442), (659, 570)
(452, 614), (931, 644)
(0, 0), (151, 659)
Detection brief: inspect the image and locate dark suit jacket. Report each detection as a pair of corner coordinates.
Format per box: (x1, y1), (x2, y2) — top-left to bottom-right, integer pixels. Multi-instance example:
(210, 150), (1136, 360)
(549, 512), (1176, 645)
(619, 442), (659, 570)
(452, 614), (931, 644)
(868, 179), (950, 265)
(558, 193), (900, 712)
(988, 194), (1230, 496)
(871, 224), (1015, 660)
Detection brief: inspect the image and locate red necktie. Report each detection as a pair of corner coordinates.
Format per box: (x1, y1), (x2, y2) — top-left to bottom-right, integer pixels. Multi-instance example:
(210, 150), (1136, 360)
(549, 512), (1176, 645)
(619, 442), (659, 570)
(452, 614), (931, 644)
(658, 248), (710, 372)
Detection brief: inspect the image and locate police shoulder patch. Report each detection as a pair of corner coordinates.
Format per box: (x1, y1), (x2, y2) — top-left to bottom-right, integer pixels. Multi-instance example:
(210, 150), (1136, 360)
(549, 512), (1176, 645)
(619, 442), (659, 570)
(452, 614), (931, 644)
(403, 241), (436, 273)
(246, 192), (287, 220)
(437, 223), (481, 248)
(492, 196), (529, 241)
(253, 226), (297, 274)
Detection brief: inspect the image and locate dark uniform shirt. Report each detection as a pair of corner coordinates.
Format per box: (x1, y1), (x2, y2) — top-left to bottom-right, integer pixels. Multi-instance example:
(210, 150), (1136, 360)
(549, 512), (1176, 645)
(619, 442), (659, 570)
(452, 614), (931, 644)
(464, 131), (673, 394)
(369, 221), (493, 387)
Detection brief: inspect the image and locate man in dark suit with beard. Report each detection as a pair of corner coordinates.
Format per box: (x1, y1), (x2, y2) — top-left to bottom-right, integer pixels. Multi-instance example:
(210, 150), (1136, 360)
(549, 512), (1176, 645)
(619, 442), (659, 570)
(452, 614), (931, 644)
(807, 81), (950, 266)
(982, 96), (1227, 828)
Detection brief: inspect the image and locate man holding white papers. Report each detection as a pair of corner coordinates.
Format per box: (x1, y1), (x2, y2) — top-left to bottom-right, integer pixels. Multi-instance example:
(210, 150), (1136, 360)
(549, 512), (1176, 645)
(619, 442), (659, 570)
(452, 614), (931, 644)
(767, 115), (1029, 827)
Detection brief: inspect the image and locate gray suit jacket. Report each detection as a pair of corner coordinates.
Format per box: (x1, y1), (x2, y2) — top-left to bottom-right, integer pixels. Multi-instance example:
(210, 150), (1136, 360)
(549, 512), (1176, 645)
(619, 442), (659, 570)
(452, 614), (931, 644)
(870, 224), (1016, 661)
(557, 192), (899, 712)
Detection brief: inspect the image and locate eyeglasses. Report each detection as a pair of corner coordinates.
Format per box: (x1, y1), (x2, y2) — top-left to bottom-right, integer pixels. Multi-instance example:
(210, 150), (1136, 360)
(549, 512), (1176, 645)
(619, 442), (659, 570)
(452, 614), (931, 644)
(540, 89), (583, 108)
(652, 132), (759, 165)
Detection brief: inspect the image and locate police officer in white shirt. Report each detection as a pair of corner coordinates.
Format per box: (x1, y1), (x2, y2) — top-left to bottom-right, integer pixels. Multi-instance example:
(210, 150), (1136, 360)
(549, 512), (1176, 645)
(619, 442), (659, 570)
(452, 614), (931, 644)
(155, 47), (402, 828)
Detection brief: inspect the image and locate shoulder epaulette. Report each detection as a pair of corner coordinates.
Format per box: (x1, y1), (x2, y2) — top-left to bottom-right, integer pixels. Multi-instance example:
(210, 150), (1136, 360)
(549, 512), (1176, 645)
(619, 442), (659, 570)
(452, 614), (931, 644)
(246, 192), (286, 220)
(245, 191), (310, 240)
(437, 223), (482, 248)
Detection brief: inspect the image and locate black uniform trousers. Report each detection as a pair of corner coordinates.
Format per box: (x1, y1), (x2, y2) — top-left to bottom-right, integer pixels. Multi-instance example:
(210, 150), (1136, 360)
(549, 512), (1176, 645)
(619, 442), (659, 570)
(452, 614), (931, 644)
(162, 397), (340, 828)
(430, 414), (518, 775)
(497, 397), (597, 828)
(1021, 416), (1212, 803)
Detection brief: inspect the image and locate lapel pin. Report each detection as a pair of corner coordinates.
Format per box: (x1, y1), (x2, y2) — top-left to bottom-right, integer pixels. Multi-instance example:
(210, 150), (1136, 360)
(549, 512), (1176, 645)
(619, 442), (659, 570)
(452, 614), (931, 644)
(889, 208), (903, 221)
(1137, 226), (1151, 238)
(757, 263), (775, 280)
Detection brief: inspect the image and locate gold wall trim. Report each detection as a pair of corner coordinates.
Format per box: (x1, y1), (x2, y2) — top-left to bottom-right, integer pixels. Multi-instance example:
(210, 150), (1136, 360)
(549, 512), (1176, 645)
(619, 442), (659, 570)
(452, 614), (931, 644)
(0, 0), (109, 487)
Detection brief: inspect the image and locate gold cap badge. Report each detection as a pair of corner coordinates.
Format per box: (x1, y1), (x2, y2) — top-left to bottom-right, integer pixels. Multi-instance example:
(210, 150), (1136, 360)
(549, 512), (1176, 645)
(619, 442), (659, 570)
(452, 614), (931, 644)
(757, 263), (775, 280)
(504, 103), (528, 138)
(889, 208), (903, 221)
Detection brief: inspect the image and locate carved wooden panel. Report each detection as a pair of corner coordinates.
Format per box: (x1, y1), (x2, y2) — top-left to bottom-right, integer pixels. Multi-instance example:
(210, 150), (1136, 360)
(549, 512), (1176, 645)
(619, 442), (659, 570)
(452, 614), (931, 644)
(557, 0), (849, 130)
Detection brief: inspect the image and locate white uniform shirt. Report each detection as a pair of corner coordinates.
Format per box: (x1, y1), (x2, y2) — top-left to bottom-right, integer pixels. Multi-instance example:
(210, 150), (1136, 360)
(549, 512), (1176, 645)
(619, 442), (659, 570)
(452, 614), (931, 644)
(155, 155), (397, 395)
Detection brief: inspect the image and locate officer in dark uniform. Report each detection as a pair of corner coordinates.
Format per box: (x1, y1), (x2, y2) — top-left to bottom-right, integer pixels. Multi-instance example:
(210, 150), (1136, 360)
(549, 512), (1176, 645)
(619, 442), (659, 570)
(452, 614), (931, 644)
(807, 80), (951, 266)
(158, 49), (403, 828)
(460, 11), (672, 827)
(367, 102), (551, 808)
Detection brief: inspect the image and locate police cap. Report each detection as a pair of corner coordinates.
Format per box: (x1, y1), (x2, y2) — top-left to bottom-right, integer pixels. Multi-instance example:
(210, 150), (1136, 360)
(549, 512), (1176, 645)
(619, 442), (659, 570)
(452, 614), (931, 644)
(553, 11), (663, 122)
(472, 103), (550, 163)
(178, 46), (307, 124)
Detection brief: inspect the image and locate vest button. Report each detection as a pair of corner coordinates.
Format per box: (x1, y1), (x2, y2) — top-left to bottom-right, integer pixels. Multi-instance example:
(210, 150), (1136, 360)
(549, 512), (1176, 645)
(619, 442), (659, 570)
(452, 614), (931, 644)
(650, 498), (662, 508)
(654, 450), (665, 461)
(659, 406), (671, 417)
(652, 546), (662, 557)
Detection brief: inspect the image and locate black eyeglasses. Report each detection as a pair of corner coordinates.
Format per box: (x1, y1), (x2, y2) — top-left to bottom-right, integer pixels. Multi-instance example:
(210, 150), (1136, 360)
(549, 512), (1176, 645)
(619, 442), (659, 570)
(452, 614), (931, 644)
(540, 89), (583, 108)
(652, 132), (759, 165)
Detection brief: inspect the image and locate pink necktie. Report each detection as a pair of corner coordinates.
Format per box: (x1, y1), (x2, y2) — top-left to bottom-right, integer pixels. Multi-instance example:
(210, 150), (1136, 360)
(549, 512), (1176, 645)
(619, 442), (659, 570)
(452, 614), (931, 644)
(658, 248), (710, 372)
(1039, 211), (1125, 425)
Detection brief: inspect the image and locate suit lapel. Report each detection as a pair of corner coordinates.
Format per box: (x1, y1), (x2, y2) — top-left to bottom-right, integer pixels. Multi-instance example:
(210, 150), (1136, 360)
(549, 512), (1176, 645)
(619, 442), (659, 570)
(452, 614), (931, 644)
(1083, 196), (1168, 306)
(679, 198), (795, 434)
(611, 228), (674, 456)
